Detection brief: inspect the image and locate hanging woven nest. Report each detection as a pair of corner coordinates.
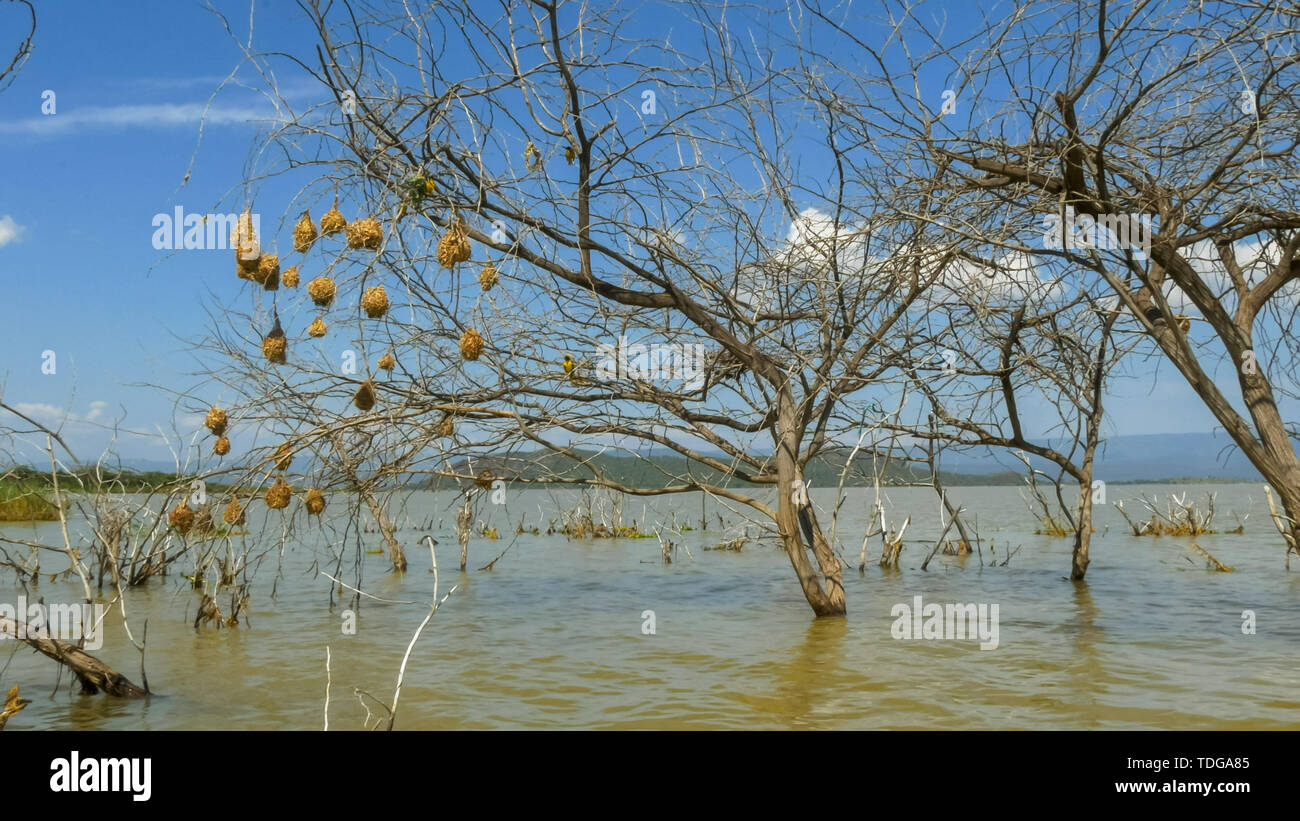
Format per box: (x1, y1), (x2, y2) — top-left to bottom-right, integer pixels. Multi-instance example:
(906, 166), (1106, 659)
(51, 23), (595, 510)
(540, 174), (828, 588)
(233, 209), (261, 276)
(353, 380), (376, 411)
(307, 276), (337, 307)
(293, 211), (318, 253)
(437, 219), (472, 269)
(435, 415), (454, 438)
(213, 436), (231, 456)
(282, 265), (300, 288)
(304, 488), (326, 516)
(307, 316), (328, 338)
(204, 406), (228, 436)
(255, 254), (281, 290)
(223, 498), (245, 526)
(262, 314), (287, 364)
(475, 470), (494, 489)
(169, 501), (195, 533)
(320, 197), (347, 236)
(377, 352), (396, 371)
(479, 263), (499, 291)
(273, 442), (294, 472)
(265, 477), (292, 510)
(346, 217), (383, 250)
(361, 285), (389, 318)
(459, 328), (484, 361)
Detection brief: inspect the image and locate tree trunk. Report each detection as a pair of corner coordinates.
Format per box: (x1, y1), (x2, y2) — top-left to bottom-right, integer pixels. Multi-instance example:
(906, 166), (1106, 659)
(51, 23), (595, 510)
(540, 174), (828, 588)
(774, 393), (846, 616)
(359, 489), (407, 572)
(456, 500), (472, 572)
(0, 616), (148, 697)
(1070, 481), (1094, 581)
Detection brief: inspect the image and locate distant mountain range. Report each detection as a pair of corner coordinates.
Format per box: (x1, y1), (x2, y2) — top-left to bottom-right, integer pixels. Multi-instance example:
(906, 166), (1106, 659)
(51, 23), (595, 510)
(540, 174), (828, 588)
(434, 433), (1269, 488)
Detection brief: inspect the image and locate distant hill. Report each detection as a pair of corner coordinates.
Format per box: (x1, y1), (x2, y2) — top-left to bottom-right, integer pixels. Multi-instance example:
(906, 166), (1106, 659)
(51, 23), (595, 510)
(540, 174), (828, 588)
(434, 433), (1270, 489)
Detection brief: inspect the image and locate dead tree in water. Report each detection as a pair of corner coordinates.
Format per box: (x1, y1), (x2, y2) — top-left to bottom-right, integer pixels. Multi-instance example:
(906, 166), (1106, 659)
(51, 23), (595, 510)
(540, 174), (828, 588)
(0, 616), (147, 697)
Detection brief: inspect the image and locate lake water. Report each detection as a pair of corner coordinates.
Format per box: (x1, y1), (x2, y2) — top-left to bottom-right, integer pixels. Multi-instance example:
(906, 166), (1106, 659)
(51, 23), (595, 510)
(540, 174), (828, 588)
(1, 483), (1297, 729)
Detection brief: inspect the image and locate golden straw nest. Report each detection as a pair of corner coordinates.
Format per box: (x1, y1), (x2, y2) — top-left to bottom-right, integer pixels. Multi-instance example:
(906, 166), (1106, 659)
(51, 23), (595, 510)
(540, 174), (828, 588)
(346, 217), (383, 250)
(262, 332), (287, 364)
(223, 498), (245, 525)
(255, 254), (280, 290)
(293, 211), (318, 253)
(437, 220), (472, 269)
(435, 416), (454, 438)
(304, 488), (326, 516)
(169, 501), (195, 533)
(377, 352), (396, 371)
(361, 285), (389, 318)
(274, 442), (294, 472)
(459, 328), (485, 361)
(265, 477), (292, 510)
(479, 263), (499, 291)
(233, 210), (260, 274)
(353, 380), (376, 411)
(320, 199), (347, 236)
(308, 317), (328, 338)
(475, 470), (494, 489)
(204, 406), (228, 436)
(213, 436), (231, 456)
(307, 276), (337, 307)
(282, 265), (300, 288)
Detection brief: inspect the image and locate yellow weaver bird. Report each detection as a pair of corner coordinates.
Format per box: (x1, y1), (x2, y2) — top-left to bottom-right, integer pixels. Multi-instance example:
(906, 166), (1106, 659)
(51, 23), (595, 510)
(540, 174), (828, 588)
(563, 354), (575, 374)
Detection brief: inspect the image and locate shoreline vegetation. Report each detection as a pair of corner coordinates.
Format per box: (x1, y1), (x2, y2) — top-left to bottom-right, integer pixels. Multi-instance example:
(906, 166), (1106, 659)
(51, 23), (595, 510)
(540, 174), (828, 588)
(0, 454), (1259, 524)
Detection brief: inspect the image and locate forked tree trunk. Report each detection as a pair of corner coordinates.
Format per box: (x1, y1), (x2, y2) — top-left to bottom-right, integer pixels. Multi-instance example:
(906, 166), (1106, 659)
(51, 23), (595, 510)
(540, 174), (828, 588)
(456, 500), (472, 571)
(774, 393), (846, 616)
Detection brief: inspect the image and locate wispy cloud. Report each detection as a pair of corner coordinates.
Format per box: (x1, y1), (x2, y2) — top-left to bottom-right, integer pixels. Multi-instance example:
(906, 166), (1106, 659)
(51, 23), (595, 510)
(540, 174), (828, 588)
(0, 215), (25, 247)
(0, 102), (285, 136)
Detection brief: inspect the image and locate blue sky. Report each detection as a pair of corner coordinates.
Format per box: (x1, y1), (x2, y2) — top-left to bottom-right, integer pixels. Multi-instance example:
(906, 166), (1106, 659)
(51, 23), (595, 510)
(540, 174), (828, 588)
(0, 1), (1245, 465)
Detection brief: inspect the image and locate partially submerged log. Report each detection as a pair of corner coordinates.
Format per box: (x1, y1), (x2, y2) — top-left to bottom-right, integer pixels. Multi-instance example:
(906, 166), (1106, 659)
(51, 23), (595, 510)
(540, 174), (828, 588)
(0, 616), (147, 697)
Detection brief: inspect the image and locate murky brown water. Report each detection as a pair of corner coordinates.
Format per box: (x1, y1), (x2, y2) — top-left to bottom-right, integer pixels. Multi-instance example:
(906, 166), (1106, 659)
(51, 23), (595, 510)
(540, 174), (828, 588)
(2, 484), (1297, 729)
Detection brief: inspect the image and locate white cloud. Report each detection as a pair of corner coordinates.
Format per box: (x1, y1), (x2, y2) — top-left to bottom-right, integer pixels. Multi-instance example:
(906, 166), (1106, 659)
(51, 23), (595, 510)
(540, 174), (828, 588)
(0, 103), (284, 137)
(0, 215), (24, 247)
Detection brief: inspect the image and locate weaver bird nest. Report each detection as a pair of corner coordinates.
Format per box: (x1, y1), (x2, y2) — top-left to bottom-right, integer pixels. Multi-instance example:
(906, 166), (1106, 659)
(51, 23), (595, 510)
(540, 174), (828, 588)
(346, 217), (383, 250)
(213, 436), (231, 456)
(252, 254), (280, 290)
(479, 264), (499, 291)
(204, 406), (227, 436)
(223, 498), (245, 525)
(282, 265), (300, 288)
(353, 380), (376, 411)
(361, 285), (389, 318)
(169, 501), (195, 533)
(233, 209), (261, 276)
(377, 353), (396, 371)
(307, 277), (336, 307)
(475, 470), (495, 489)
(435, 416), (454, 438)
(293, 211), (318, 253)
(273, 442), (294, 472)
(304, 488), (326, 516)
(459, 328), (485, 361)
(262, 331), (287, 364)
(265, 478), (292, 510)
(308, 317), (328, 337)
(437, 219), (472, 269)
(320, 198), (346, 236)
